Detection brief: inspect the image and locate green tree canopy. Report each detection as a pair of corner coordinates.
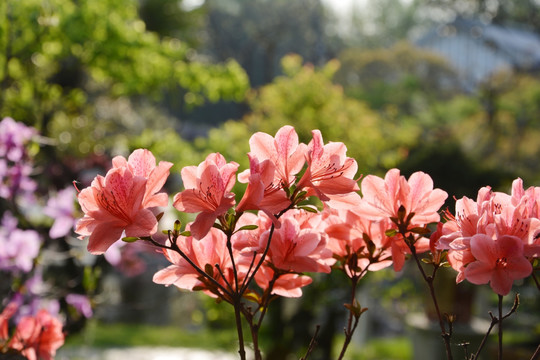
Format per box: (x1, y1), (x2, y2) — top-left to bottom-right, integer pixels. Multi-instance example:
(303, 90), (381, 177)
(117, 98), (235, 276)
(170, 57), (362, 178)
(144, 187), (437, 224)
(0, 0), (248, 161)
(196, 54), (421, 173)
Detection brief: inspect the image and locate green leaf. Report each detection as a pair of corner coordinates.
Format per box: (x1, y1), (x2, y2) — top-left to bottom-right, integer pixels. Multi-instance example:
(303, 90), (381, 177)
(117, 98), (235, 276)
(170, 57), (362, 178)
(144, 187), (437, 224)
(385, 229), (398, 237)
(237, 225), (259, 231)
(122, 236), (139, 243)
(298, 205), (318, 213)
(180, 230), (191, 237)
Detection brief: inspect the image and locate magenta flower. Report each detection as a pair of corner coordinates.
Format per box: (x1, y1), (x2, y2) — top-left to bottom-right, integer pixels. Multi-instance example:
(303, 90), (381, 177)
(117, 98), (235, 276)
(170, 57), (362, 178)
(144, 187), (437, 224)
(464, 234), (532, 295)
(173, 153), (239, 239)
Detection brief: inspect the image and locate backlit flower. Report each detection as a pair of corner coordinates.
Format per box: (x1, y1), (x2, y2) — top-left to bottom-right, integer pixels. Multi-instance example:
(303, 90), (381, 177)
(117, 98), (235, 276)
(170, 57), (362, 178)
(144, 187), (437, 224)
(464, 234), (532, 295)
(173, 153), (239, 239)
(297, 130), (360, 208)
(247, 125), (306, 189)
(112, 148), (173, 208)
(358, 169), (447, 226)
(75, 166), (158, 254)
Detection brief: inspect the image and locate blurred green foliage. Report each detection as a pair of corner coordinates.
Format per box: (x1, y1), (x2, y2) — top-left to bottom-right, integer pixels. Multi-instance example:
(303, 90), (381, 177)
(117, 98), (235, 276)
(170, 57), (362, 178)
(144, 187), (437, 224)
(335, 42), (460, 113)
(0, 0), (248, 162)
(196, 54), (421, 173)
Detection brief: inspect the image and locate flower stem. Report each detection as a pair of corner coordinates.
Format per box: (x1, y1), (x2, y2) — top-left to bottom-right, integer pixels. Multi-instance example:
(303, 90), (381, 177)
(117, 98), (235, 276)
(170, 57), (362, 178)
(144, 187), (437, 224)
(408, 242), (453, 360)
(498, 294), (503, 360)
(233, 298), (247, 360)
(337, 273), (364, 360)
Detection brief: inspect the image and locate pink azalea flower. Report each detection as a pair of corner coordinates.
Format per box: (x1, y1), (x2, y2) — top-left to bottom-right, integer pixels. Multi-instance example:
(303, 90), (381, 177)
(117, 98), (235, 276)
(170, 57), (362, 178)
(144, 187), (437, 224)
(112, 149), (173, 208)
(153, 227), (241, 297)
(173, 153), (239, 239)
(247, 125), (307, 189)
(75, 166), (159, 254)
(464, 234), (532, 295)
(297, 130), (360, 208)
(237, 154), (291, 220)
(359, 169), (448, 226)
(441, 180), (540, 281)
(0, 302), (18, 341)
(9, 309), (64, 360)
(254, 265), (313, 298)
(260, 215), (332, 274)
(325, 208), (394, 274)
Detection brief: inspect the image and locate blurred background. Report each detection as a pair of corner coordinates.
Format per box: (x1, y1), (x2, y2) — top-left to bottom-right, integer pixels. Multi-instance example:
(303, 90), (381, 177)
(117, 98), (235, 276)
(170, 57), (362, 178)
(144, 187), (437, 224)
(1, 0), (540, 359)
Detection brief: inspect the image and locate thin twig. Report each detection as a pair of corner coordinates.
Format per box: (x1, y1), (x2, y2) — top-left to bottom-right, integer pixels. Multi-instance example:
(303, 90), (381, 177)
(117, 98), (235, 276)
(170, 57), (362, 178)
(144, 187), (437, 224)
(532, 272), (540, 292)
(408, 241), (453, 360)
(498, 294), (503, 360)
(471, 294), (519, 360)
(529, 344), (540, 360)
(300, 325), (321, 360)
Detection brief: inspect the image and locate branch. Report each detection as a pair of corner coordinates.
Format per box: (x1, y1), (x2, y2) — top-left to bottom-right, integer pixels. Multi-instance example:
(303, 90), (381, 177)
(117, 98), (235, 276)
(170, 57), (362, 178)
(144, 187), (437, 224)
(300, 325), (321, 360)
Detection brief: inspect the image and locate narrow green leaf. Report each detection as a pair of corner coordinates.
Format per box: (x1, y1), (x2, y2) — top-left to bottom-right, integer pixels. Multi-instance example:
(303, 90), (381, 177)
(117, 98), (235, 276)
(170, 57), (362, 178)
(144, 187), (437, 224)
(237, 225), (259, 231)
(298, 205), (318, 213)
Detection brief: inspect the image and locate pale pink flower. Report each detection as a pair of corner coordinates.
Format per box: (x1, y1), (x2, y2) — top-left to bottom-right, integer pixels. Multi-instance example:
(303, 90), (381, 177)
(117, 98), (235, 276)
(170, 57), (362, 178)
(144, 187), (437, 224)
(75, 167), (158, 254)
(247, 125), (306, 189)
(359, 169), (448, 226)
(296, 130), (360, 208)
(464, 234), (532, 295)
(173, 153), (239, 239)
(112, 148), (173, 208)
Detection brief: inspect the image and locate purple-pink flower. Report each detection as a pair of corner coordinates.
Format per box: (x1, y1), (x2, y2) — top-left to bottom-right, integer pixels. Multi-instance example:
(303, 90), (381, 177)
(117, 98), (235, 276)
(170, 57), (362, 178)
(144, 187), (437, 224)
(44, 187), (77, 239)
(0, 212), (41, 273)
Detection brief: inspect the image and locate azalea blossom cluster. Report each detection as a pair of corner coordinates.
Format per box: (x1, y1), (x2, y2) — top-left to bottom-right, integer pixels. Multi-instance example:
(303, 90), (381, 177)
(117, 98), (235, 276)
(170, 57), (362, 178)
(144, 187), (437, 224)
(73, 125), (540, 359)
(0, 302), (64, 360)
(437, 179), (540, 295)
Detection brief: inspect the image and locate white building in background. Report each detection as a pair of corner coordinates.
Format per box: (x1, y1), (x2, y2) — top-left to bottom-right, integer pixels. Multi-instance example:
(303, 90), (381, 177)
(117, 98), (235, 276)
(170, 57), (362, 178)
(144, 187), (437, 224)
(416, 17), (540, 92)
